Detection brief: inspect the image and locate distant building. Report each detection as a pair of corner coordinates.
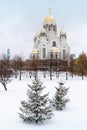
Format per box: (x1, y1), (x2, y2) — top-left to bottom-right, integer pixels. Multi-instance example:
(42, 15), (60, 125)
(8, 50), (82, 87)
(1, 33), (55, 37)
(70, 54), (76, 59)
(30, 9), (70, 61)
(7, 49), (10, 60)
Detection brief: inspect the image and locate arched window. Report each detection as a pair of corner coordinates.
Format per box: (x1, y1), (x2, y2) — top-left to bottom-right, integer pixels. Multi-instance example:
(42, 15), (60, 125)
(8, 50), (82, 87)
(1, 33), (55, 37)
(53, 25), (55, 31)
(51, 24), (53, 27)
(50, 24), (53, 31)
(60, 35), (66, 39)
(49, 25), (50, 31)
(33, 55), (35, 60)
(53, 41), (56, 47)
(63, 49), (66, 60)
(50, 53), (53, 59)
(43, 48), (46, 58)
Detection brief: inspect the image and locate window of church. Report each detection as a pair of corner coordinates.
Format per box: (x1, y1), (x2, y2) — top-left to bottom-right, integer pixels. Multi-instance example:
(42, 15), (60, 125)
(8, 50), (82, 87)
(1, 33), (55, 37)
(33, 55), (35, 60)
(40, 32), (46, 37)
(53, 41), (56, 47)
(50, 53), (53, 59)
(51, 24), (53, 30)
(63, 49), (66, 60)
(43, 48), (46, 58)
(53, 25), (55, 31)
(53, 25), (56, 31)
(49, 25), (50, 31)
(51, 24), (53, 27)
(60, 35), (66, 39)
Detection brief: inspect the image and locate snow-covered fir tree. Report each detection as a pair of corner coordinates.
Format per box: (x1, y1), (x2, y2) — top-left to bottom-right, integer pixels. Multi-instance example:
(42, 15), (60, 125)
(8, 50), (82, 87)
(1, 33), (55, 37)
(53, 81), (69, 110)
(19, 77), (53, 124)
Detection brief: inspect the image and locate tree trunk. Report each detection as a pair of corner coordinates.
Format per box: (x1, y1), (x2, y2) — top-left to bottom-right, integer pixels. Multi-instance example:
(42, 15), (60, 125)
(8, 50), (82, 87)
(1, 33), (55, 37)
(36, 120), (38, 123)
(81, 72), (84, 80)
(4, 84), (7, 91)
(36, 111), (38, 123)
(19, 69), (21, 80)
(82, 75), (84, 80)
(66, 72), (68, 80)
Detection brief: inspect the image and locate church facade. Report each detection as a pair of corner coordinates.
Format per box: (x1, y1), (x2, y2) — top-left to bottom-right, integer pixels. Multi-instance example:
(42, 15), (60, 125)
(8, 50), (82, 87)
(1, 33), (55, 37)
(30, 12), (70, 61)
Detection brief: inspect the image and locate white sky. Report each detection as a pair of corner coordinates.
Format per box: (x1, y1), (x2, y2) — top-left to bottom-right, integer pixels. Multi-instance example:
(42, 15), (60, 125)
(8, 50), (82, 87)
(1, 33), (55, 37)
(0, 0), (87, 59)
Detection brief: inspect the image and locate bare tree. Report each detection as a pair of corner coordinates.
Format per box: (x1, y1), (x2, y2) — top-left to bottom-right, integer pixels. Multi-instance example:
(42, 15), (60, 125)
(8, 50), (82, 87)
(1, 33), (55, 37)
(0, 54), (10, 69)
(12, 55), (19, 78)
(12, 55), (23, 80)
(0, 69), (13, 91)
(18, 57), (23, 80)
(0, 54), (13, 91)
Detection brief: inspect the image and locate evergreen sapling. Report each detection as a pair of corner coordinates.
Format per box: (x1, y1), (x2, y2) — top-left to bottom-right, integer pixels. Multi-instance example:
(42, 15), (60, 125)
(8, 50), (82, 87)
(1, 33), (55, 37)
(53, 81), (69, 110)
(19, 77), (53, 123)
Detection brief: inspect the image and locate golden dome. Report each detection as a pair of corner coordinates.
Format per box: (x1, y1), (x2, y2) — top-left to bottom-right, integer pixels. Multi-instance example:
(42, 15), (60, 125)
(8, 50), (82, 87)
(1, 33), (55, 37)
(41, 27), (46, 33)
(50, 47), (60, 53)
(44, 16), (56, 23)
(32, 49), (39, 54)
(60, 27), (66, 35)
(34, 32), (39, 38)
(60, 29), (65, 34)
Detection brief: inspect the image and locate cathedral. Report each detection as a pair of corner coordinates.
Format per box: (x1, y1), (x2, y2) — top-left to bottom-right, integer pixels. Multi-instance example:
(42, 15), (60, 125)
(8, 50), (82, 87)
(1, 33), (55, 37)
(30, 10), (70, 61)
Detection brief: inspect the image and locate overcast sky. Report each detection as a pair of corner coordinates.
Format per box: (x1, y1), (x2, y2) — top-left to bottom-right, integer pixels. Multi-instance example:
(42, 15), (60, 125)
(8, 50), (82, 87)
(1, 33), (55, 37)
(0, 0), (87, 59)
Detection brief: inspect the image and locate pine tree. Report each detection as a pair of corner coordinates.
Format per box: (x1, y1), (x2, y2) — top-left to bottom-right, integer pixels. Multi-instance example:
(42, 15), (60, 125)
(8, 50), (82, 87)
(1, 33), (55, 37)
(19, 77), (53, 124)
(53, 81), (69, 110)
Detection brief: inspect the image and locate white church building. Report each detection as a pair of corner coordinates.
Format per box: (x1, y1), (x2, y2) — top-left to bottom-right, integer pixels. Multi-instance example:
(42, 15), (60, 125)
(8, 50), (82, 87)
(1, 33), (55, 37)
(30, 10), (70, 61)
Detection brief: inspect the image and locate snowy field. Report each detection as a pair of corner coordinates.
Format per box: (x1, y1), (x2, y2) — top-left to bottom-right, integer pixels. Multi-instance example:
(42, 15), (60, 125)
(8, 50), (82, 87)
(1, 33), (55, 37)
(0, 72), (87, 130)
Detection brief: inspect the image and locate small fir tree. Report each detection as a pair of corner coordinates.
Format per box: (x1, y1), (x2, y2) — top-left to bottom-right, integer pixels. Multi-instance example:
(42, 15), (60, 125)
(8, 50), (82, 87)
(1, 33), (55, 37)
(19, 77), (53, 124)
(53, 81), (69, 110)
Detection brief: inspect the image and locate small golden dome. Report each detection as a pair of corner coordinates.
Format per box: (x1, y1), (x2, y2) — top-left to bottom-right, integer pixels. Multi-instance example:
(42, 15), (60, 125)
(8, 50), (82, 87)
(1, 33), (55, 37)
(50, 47), (60, 53)
(34, 32), (39, 38)
(44, 16), (56, 23)
(60, 27), (66, 35)
(41, 27), (46, 33)
(60, 29), (66, 34)
(32, 49), (39, 54)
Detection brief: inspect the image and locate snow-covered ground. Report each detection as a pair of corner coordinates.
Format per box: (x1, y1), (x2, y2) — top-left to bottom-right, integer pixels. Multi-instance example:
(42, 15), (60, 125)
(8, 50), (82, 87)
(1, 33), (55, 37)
(0, 72), (87, 130)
